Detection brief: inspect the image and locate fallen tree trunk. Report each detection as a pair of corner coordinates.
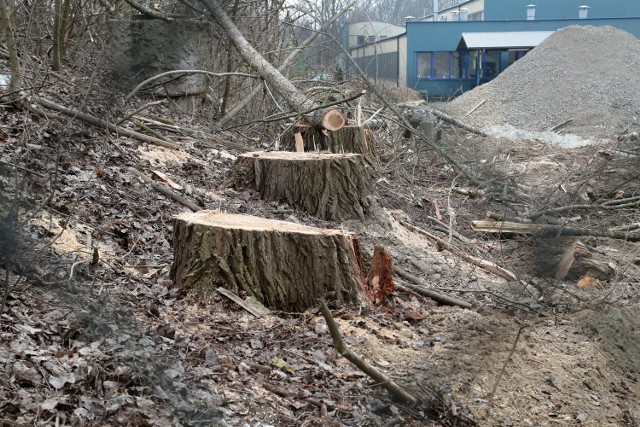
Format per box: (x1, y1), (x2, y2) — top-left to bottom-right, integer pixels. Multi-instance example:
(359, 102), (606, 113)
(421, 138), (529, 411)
(471, 219), (640, 242)
(218, 0), (358, 126)
(31, 96), (181, 149)
(201, 0), (344, 130)
(231, 151), (373, 220)
(171, 211), (367, 312)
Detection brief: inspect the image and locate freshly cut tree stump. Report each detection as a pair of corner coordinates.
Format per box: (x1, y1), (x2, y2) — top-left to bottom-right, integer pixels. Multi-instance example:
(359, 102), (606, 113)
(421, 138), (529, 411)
(232, 151), (373, 220)
(170, 211), (367, 312)
(283, 125), (374, 156)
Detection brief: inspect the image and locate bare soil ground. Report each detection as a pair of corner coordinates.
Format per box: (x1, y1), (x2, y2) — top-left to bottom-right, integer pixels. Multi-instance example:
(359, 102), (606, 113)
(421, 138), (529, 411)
(1, 79), (639, 427)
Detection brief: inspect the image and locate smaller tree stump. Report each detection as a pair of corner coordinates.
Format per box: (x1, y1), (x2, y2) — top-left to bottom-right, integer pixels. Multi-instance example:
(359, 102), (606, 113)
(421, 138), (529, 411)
(231, 151), (373, 220)
(282, 125), (375, 157)
(171, 211), (367, 312)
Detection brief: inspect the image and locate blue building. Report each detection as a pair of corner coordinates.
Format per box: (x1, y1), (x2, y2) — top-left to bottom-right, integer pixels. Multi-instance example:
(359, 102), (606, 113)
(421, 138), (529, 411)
(349, 0), (640, 100)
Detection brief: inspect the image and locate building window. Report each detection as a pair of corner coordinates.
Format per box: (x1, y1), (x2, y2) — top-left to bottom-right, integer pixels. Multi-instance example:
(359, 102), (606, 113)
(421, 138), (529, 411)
(469, 11), (484, 21)
(356, 35), (365, 45)
(417, 52), (431, 79)
(468, 51), (479, 78)
(433, 52), (449, 78)
(367, 36), (376, 43)
(483, 51), (500, 79)
(418, 50), (530, 81)
(450, 52), (463, 78)
(417, 52), (466, 80)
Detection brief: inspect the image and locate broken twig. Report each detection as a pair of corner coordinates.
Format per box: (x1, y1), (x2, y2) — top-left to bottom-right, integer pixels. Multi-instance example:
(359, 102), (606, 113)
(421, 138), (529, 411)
(129, 167), (201, 211)
(320, 301), (417, 406)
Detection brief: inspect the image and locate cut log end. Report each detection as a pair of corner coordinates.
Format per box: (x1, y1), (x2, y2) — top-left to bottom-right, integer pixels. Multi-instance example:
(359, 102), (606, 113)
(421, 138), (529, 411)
(321, 109), (346, 132)
(171, 211), (367, 312)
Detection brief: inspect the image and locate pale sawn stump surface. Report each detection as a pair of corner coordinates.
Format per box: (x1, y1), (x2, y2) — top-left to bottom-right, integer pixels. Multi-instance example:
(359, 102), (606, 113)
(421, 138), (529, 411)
(231, 151), (373, 221)
(170, 211), (367, 312)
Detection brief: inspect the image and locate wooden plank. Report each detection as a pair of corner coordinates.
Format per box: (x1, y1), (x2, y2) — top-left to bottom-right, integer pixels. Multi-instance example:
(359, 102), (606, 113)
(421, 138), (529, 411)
(294, 132), (304, 152)
(216, 287), (263, 317)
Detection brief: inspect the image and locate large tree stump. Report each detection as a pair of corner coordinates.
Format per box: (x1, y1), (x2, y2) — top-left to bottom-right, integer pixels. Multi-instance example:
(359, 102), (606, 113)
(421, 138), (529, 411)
(282, 125), (375, 157)
(231, 151), (373, 220)
(170, 211), (367, 311)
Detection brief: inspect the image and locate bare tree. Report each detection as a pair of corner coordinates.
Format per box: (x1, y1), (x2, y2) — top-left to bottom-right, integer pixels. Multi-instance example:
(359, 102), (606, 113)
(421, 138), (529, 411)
(0, 0), (22, 99)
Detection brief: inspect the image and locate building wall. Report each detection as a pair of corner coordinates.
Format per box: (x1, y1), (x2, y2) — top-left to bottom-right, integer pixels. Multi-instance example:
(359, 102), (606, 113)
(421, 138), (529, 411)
(398, 36), (407, 87)
(350, 35), (407, 87)
(485, 0), (640, 20)
(406, 18), (640, 99)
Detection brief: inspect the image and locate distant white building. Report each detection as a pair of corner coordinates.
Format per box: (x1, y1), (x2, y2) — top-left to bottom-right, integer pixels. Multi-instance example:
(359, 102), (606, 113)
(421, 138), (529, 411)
(423, 0), (485, 22)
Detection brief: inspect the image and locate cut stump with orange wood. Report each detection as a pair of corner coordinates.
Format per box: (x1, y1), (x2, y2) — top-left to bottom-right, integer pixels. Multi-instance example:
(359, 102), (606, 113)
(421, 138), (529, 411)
(231, 151), (373, 220)
(170, 211), (368, 312)
(365, 245), (395, 305)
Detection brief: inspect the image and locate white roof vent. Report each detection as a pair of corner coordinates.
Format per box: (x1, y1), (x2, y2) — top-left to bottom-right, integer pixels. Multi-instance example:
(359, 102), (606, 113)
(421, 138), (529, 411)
(579, 5), (590, 19)
(527, 4), (536, 20)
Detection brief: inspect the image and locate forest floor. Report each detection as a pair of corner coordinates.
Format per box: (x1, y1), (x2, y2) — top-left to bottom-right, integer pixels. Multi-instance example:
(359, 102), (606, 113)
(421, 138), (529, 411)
(1, 77), (640, 427)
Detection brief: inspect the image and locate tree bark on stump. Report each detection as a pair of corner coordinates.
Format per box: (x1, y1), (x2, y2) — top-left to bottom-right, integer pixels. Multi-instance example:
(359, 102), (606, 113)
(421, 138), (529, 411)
(231, 151), (373, 221)
(282, 125), (374, 157)
(170, 211), (367, 312)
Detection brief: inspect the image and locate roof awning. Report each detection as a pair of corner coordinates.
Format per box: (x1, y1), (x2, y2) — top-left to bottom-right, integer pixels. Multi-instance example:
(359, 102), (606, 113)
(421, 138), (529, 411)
(458, 31), (554, 50)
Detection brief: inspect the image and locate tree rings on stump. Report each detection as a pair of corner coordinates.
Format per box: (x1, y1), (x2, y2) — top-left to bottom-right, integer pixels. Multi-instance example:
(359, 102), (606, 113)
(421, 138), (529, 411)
(231, 151), (373, 220)
(170, 211), (367, 312)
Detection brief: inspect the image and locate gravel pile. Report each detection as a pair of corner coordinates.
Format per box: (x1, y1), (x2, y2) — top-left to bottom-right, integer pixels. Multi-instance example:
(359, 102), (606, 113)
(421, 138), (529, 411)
(443, 25), (640, 137)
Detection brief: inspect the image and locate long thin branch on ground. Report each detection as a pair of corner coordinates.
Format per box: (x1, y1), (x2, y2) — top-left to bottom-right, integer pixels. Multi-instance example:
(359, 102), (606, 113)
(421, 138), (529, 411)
(320, 301), (418, 406)
(31, 96), (181, 149)
(124, 70), (258, 101)
(527, 204), (600, 219)
(129, 167), (201, 211)
(489, 322), (529, 402)
(116, 100), (167, 125)
(425, 106), (488, 136)
(393, 271), (472, 309)
(471, 219), (640, 242)
(425, 215), (487, 254)
(393, 214), (519, 282)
